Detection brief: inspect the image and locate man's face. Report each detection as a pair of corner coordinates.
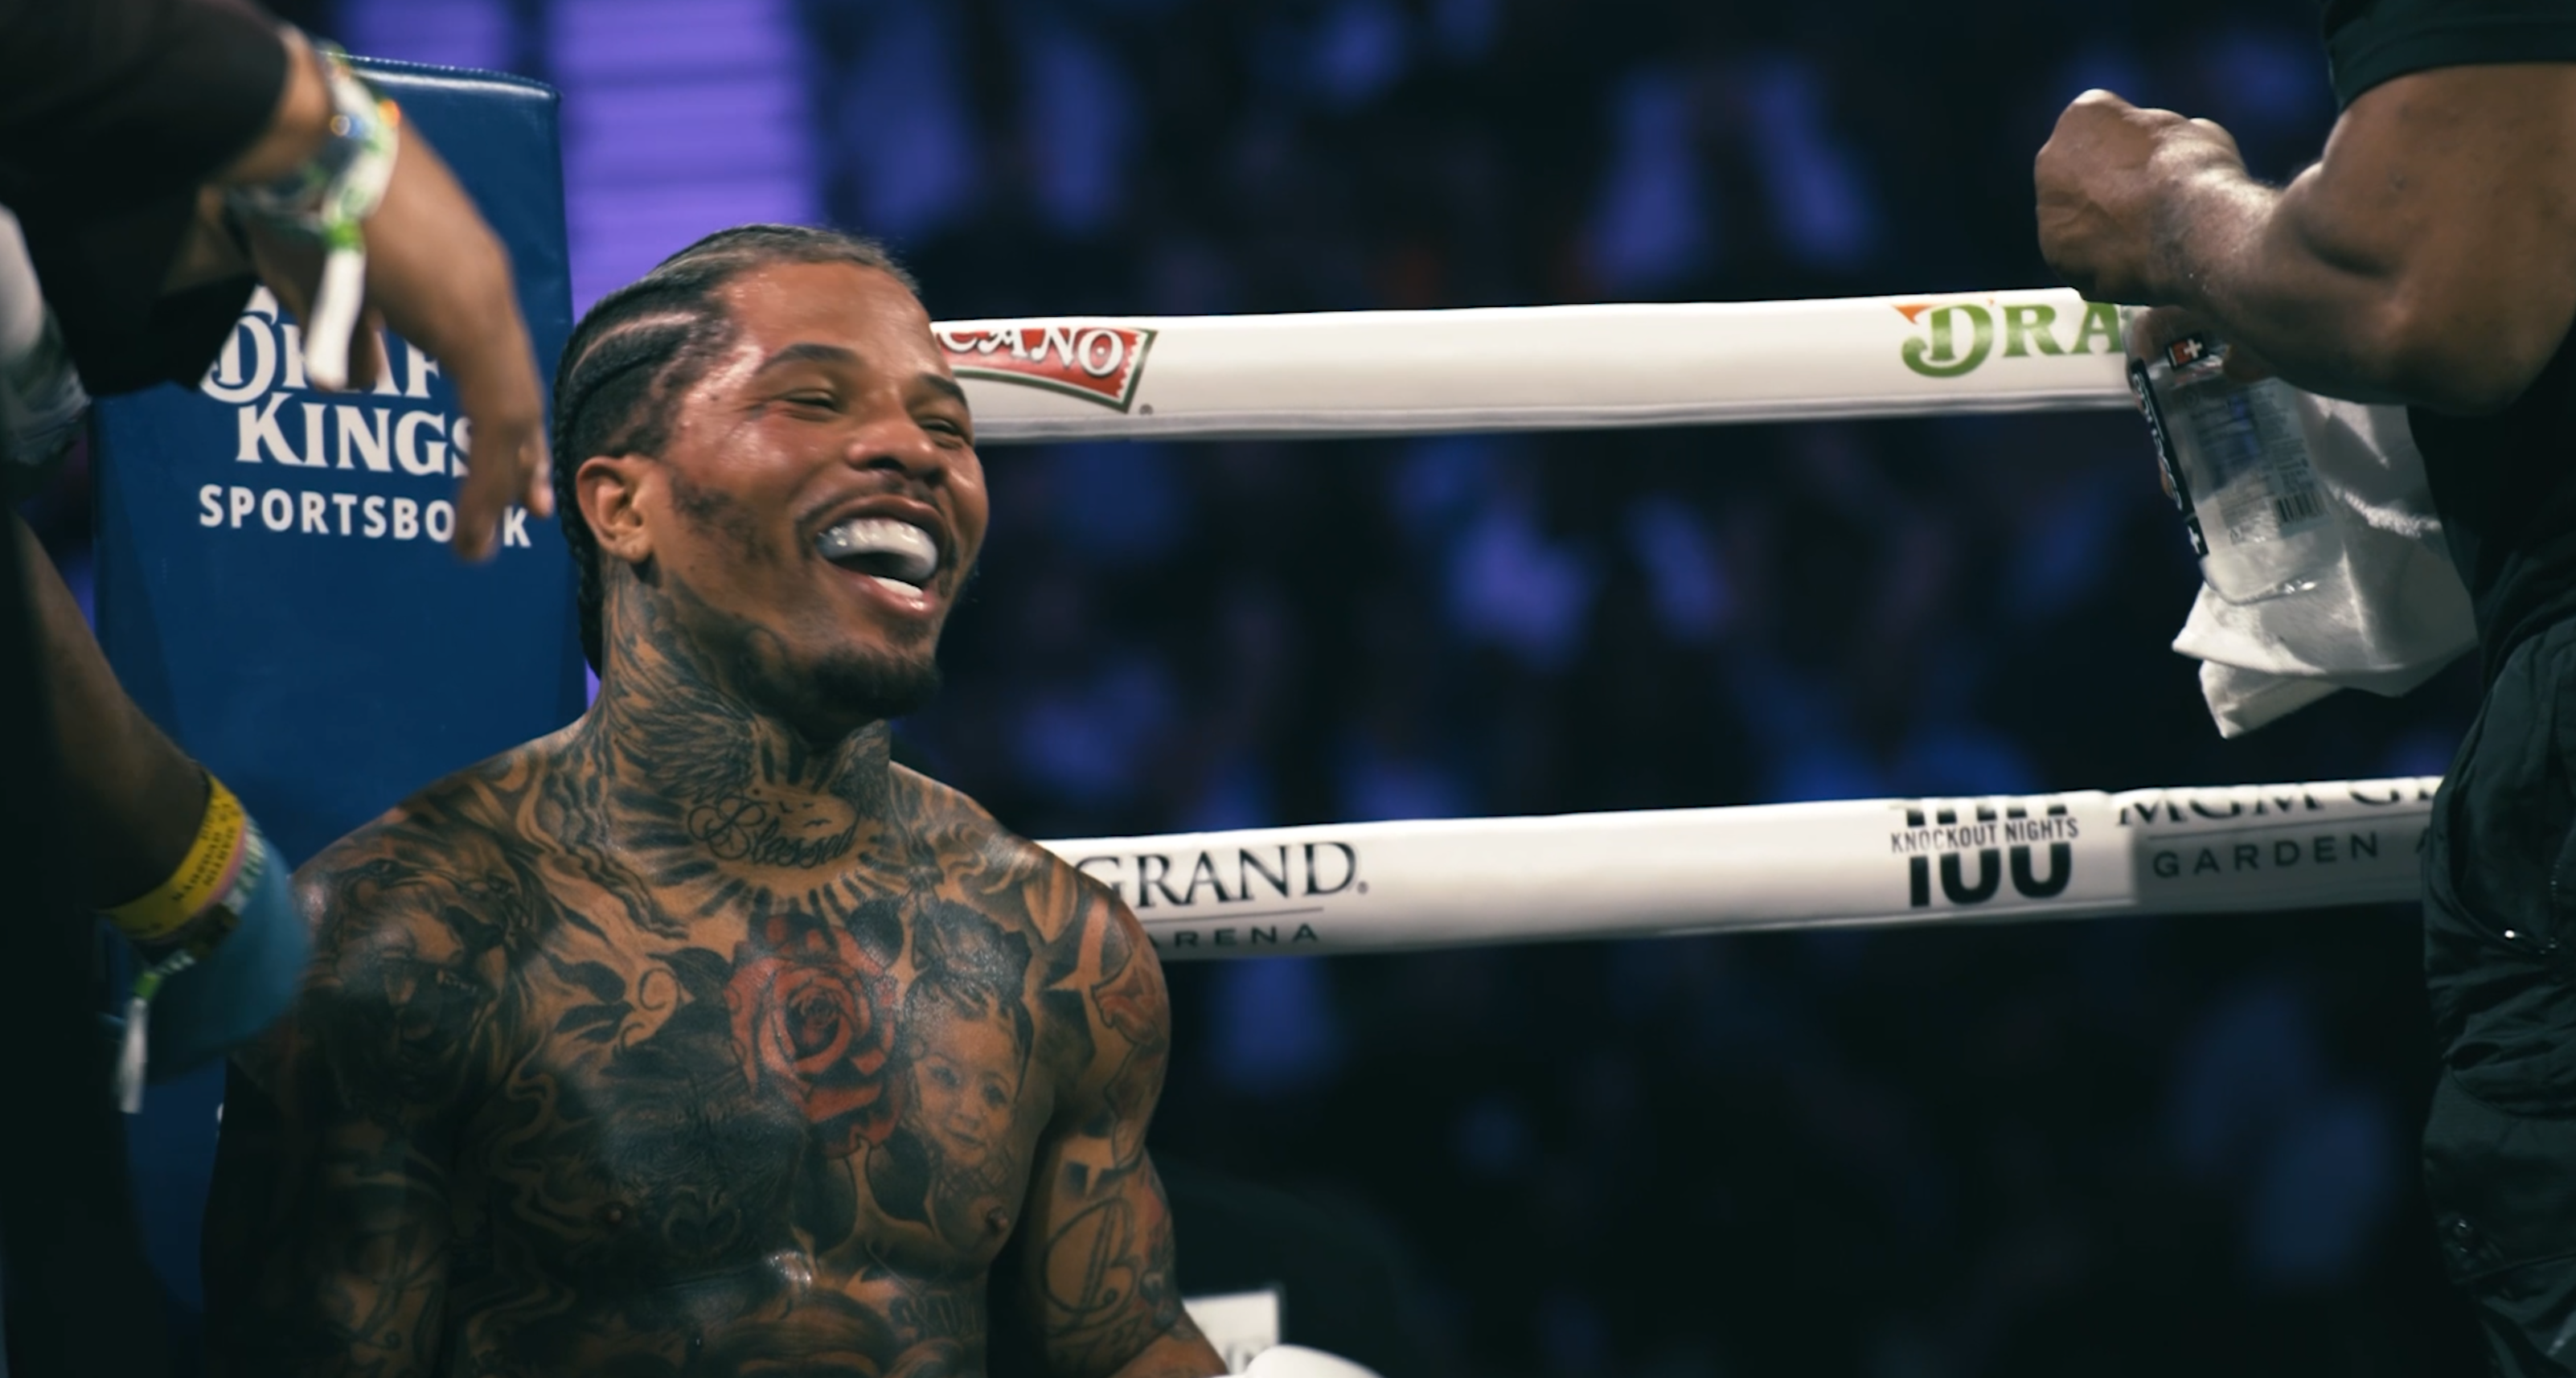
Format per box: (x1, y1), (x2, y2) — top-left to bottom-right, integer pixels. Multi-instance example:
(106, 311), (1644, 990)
(636, 260), (987, 727)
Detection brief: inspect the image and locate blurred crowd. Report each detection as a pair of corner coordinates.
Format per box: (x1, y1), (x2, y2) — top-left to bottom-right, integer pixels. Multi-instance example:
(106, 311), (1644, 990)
(876, 5), (2478, 1371)
(27, 0), (2493, 1373)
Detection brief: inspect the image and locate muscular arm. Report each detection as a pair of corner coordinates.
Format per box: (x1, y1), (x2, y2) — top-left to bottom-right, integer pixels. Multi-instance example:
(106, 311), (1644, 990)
(2037, 64), (2576, 414)
(207, 827), (503, 1377)
(1011, 888), (1223, 1378)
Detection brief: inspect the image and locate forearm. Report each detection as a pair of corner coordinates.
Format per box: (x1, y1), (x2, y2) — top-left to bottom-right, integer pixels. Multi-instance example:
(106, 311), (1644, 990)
(2149, 168), (2421, 402)
(2145, 67), (2576, 413)
(10, 513), (205, 907)
(2149, 156), (2518, 408)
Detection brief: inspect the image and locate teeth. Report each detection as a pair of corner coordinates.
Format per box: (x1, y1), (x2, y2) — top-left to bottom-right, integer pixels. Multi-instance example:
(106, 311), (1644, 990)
(817, 517), (937, 584)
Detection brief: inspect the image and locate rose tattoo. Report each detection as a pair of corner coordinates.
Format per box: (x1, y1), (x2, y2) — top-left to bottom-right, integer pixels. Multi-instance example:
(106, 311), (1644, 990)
(724, 916), (903, 1157)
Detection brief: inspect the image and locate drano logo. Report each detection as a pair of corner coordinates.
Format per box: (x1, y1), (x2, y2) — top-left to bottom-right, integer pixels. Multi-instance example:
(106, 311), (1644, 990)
(1895, 297), (2120, 379)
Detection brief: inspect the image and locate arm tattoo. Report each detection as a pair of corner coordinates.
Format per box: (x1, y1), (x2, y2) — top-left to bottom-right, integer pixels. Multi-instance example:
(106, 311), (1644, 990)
(1022, 891), (1204, 1377)
(211, 797), (523, 1376)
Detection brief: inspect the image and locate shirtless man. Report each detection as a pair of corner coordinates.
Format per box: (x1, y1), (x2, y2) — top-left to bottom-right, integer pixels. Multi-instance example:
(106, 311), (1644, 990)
(204, 224), (1228, 1378)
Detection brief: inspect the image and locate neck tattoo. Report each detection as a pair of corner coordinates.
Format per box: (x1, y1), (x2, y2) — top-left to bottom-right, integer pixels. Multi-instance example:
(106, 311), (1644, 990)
(579, 569), (895, 891)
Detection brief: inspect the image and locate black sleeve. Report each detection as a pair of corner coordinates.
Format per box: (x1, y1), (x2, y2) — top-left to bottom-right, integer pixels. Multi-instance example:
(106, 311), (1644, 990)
(2324, 0), (2576, 108)
(0, 0), (286, 393)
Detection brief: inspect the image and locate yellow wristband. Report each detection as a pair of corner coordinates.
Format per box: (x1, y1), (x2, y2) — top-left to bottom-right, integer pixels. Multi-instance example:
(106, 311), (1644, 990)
(102, 776), (249, 945)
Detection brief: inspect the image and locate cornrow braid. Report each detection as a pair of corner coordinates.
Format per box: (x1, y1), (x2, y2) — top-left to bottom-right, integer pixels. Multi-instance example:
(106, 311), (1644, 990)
(551, 224), (919, 670)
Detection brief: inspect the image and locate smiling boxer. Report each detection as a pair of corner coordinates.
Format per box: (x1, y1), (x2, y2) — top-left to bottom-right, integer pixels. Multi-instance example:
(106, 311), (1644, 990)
(204, 225), (1226, 1378)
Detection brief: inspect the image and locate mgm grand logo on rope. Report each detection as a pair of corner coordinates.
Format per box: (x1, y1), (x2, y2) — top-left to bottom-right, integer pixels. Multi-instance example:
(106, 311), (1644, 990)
(1891, 802), (2080, 908)
(2117, 777), (2436, 884)
(1072, 841), (1359, 950)
(191, 289), (538, 550)
(1893, 294), (2122, 379)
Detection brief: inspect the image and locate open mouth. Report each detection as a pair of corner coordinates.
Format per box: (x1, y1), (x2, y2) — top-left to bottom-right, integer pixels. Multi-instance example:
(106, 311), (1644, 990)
(814, 516), (940, 598)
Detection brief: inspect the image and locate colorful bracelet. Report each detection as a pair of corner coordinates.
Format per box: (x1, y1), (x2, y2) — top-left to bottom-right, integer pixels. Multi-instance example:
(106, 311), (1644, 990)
(224, 35), (401, 391)
(104, 778), (277, 1113)
(102, 774), (250, 945)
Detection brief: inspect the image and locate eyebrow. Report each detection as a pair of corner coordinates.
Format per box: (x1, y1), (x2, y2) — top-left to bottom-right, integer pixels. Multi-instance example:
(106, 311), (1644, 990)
(753, 342), (860, 374)
(918, 374), (967, 407)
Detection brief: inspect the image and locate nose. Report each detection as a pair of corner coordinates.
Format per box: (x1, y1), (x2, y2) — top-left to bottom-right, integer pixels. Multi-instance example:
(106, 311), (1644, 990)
(844, 422), (946, 483)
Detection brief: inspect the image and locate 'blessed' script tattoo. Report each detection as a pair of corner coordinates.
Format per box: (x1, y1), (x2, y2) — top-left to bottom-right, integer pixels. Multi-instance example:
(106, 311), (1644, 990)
(203, 585), (1202, 1378)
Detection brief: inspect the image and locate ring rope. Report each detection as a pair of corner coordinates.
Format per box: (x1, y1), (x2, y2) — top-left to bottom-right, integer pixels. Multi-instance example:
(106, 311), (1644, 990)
(958, 291), (2418, 958)
(1038, 777), (2439, 960)
(937, 288), (2131, 444)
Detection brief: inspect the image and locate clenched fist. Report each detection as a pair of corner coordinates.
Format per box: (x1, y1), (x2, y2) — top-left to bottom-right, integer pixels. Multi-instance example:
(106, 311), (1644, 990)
(2036, 89), (2250, 305)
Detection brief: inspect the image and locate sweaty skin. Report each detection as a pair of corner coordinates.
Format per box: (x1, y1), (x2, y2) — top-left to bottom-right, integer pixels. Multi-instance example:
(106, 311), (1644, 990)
(205, 260), (1224, 1378)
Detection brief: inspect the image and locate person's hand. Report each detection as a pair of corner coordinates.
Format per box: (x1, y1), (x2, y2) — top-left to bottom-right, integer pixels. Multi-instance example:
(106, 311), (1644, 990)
(239, 125), (552, 560)
(224, 29), (552, 560)
(2124, 304), (2278, 383)
(2036, 89), (2250, 305)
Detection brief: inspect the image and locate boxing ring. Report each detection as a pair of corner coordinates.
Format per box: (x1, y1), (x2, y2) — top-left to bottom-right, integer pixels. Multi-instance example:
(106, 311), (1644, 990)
(927, 288), (2440, 959)
(93, 252), (2439, 1376)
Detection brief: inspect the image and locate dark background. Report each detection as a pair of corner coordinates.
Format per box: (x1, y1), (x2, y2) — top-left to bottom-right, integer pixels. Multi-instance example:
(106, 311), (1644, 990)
(23, 0), (2491, 1373)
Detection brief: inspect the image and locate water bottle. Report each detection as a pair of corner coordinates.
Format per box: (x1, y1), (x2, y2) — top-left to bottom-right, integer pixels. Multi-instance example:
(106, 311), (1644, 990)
(2129, 330), (2342, 604)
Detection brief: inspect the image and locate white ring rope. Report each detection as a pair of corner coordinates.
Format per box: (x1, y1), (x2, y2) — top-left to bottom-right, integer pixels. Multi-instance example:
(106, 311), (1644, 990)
(937, 288), (2130, 443)
(952, 289), (2418, 958)
(1036, 777), (2439, 959)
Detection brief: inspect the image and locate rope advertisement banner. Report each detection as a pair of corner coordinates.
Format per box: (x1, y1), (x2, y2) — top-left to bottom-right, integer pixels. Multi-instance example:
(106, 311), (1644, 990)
(938, 288), (2134, 443)
(1039, 777), (2441, 959)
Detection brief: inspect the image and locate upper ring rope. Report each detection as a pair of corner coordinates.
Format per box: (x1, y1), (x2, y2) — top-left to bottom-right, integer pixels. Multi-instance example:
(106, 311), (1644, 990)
(937, 289), (2131, 444)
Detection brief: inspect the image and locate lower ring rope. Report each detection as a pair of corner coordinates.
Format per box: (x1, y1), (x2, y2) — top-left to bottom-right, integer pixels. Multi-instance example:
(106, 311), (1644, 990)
(1039, 776), (2441, 959)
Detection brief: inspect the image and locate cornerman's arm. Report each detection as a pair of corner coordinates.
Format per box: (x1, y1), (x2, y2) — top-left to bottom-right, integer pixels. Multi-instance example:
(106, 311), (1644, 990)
(205, 846), (490, 1376)
(1011, 888), (1225, 1378)
(10, 511), (203, 906)
(2037, 64), (2576, 414)
(0, 1), (553, 557)
(14, 510), (313, 1082)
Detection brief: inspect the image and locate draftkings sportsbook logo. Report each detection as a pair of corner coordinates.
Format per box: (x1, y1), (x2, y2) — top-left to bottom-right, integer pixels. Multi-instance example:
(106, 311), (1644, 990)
(191, 288), (536, 550)
(1893, 296), (2122, 379)
(937, 322), (1156, 411)
(1890, 801), (2079, 908)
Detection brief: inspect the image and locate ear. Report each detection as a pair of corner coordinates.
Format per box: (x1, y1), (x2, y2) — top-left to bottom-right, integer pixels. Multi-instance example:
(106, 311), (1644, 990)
(578, 453), (659, 566)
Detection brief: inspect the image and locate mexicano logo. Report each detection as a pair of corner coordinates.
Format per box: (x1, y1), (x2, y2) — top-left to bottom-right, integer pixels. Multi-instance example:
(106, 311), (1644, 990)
(1894, 296), (2120, 379)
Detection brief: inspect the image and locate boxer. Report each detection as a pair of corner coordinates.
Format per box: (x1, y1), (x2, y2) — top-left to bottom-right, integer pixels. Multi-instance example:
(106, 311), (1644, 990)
(205, 225), (1227, 1378)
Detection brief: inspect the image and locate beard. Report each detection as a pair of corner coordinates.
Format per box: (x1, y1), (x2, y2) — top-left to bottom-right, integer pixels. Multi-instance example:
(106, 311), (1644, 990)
(638, 553), (954, 744)
(687, 597), (946, 741)
(806, 642), (942, 724)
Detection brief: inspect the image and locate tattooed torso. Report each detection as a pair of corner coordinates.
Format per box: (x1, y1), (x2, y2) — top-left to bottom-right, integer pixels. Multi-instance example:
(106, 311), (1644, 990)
(207, 725), (1187, 1378)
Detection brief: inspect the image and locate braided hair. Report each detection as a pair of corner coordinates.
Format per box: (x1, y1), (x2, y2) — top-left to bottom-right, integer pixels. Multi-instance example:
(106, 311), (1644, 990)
(550, 224), (918, 670)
